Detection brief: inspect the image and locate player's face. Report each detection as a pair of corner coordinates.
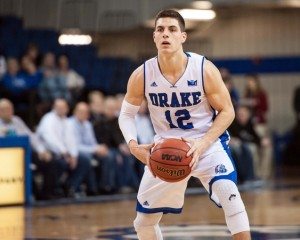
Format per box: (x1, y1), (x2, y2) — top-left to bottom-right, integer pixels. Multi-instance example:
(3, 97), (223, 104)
(153, 17), (187, 54)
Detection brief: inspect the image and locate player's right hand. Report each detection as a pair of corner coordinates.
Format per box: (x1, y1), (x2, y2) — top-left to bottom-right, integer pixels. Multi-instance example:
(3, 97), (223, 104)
(128, 140), (156, 177)
(128, 140), (153, 164)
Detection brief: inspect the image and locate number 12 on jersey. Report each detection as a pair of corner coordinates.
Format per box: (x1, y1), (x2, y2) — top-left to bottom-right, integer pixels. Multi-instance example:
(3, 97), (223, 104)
(165, 109), (194, 130)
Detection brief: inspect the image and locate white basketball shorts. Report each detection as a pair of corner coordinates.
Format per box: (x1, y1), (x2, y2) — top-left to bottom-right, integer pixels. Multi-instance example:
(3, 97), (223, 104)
(136, 147), (237, 214)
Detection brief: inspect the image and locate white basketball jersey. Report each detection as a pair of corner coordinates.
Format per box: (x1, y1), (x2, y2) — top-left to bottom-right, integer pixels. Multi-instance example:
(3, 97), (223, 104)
(144, 52), (229, 154)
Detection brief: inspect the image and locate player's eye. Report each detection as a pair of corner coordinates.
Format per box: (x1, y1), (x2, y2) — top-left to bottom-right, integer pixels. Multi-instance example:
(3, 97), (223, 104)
(157, 28), (163, 32)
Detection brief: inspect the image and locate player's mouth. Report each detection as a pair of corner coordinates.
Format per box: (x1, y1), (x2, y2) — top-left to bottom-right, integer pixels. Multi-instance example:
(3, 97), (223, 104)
(161, 41), (171, 46)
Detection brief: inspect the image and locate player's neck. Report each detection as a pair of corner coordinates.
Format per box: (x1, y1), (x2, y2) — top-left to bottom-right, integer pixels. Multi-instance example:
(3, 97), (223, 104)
(157, 51), (187, 77)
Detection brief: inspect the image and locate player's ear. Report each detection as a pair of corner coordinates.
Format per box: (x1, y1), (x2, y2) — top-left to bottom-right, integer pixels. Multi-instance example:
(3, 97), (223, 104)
(182, 32), (187, 43)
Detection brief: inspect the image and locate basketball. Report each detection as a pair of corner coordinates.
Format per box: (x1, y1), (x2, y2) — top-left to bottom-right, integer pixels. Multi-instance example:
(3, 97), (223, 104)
(150, 138), (192, 182)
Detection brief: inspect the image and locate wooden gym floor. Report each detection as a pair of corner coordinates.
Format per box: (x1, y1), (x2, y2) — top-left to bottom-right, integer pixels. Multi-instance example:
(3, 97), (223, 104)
(0, 178), (300, 240)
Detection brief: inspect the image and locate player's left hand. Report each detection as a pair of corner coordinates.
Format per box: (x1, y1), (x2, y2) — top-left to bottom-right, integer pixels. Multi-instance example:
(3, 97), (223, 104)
(182, 138), (212, 170)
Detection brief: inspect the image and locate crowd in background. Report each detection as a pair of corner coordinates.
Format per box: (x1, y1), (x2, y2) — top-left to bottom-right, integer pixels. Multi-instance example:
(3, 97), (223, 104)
(0, 43), (299, 201)
(221, 69), (272, 184)
(0, 43), (85, 129)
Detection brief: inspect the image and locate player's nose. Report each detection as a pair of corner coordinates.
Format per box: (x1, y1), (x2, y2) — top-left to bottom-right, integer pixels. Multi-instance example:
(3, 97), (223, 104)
(163, 33), (169, 38)
(162, 29), (169, 37)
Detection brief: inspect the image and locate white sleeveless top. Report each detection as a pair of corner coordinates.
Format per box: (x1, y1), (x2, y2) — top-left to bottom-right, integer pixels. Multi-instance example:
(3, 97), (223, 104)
(144, 52), (229, 154)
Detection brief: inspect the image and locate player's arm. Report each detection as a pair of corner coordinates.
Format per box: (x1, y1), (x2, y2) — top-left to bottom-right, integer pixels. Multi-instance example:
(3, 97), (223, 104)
(184, 59), (235, 169)
(119, 65), (154, 165)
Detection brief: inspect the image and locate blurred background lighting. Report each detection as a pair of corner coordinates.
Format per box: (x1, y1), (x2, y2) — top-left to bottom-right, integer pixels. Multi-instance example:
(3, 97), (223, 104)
(58, 34), (92, 45)
(178, 9), (216, 21)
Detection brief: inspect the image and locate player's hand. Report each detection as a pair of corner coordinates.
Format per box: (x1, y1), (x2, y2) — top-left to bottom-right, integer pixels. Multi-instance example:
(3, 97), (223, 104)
(128, 140), (153, 164)
(128, 140), (156, 177)
(182, 138), (212, 170)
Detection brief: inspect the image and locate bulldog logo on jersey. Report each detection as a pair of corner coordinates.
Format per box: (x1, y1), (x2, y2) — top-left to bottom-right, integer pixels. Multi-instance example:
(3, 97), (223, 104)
(215, 164), (227, 174)
(187, 80), (197, 86)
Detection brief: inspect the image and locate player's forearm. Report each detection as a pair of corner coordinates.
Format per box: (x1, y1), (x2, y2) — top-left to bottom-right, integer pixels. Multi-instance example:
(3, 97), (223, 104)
(202, 108), (235, 144)
(118, 100), (140, 144)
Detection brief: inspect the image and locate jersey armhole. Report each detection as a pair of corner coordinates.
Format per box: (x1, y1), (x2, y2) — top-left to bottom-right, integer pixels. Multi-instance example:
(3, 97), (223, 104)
(143, 62), (146, 97)
(201, 56), (206, 94)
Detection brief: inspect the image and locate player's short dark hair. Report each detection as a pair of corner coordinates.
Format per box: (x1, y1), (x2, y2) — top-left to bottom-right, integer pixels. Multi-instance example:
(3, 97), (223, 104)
(155, 9), (185, 32)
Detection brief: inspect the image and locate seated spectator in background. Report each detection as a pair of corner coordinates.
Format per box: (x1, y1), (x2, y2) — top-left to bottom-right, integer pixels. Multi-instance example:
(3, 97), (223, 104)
(67, 102), (117, 195)
(283, 86), (300, 166)
(58, 55), (85, 104)
(228, 107), (256, 183)
(135, 100), (155, 178)
(0, 48), (6, 79)
(115, 93), (125, 115)
(0, 98), (57, 200)
(37, 99), (92, 198)
(20, 55), (43, 127)
(293, 86), (300, 122)
(89, 91), (105, 124)
(24, 43), (42, 67)
(220, 68), (240, 109)
(242, 74), (269, 136)
(0, 57), (33, 123)
(38, 52), (71, 116)
(1, 58), (31, 96)
(94, 96), (139, 193)
(20, 55), (42, 90)
(229, 106), (272, 180)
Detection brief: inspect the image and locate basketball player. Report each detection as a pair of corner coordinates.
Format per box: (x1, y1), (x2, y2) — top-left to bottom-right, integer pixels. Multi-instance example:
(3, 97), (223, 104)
(119, 9), (251, 240)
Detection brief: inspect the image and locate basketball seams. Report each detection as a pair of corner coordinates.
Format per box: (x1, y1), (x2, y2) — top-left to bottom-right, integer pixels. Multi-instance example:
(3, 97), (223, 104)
(151, 147), (189, 154)
(149, 158), (190, 167)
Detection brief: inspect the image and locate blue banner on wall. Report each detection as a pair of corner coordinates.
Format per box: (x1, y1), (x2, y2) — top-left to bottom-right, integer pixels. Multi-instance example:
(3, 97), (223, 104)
(213, 56), (300, 74)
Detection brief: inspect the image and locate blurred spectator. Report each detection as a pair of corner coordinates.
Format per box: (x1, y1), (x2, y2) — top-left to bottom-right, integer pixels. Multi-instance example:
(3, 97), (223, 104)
(0, 49), (6, 79)
(58, 55), (85, 104)
(220, 68), (240, 108)
(293, 86), (300, 122)
(1, 57), (31, 96)
(37, 99), (92, 198)
(24, 43), (42, 67)
(67, 102), (117, 194)
(242, 74), (269, 133)
(228, 106), (256, 183)
(135, 100), (155, 178)
(94, 96), (139, 192)
(20, 55), (42, 89)
(38, 52), (71, 116)
(0, 57), (33, 124)
(229, 106), (272, 180)
(283, 86), (300, 166)
(89, 91), (105, 123)
(115, 93), (125, 115)
(0, 98), (58, 200)
(136, 101), (154, 145)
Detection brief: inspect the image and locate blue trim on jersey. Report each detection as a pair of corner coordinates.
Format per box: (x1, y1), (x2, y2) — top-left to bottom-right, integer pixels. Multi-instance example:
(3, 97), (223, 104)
(201, 56), (206, 94)
(207, 130), (237, 208)
(143, 62), (146, 95)
(211, 108), (217, 121)
(136, 201), (183, 214)
(208, 171), (237, 208)
(185, 52), (191, 57)
(219, 130), (237, 170)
